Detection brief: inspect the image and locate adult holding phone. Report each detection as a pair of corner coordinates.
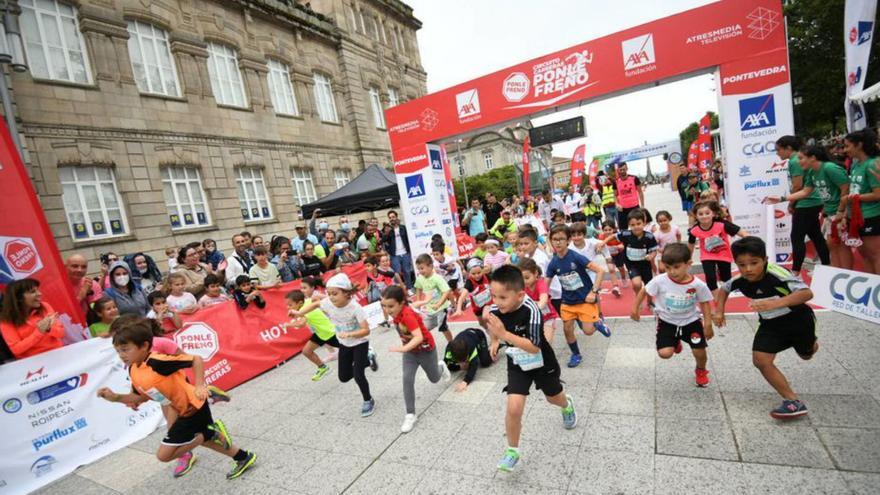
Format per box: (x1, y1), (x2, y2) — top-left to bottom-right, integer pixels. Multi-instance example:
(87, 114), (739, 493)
(463, 198), (488, 236)
(0, 279), (64, 359)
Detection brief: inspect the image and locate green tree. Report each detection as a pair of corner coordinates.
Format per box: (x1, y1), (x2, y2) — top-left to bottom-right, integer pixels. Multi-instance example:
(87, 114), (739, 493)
(679, 112), (719, 159)
(453, 165), (520, 209)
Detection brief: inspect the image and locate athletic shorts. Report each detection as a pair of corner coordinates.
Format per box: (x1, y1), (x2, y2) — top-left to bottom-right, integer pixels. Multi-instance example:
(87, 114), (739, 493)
(859, 215), (880, 237)
(626, 261), (653, 282)
(656, 318), (707, 350)
(162, 401), (214, 446)
(550, 299), (562, 317)
(422, 310), (448, 332)
(611, 252), (626, 268)
(560, 301), (600, 323)
(753, 309), (817, 356)
(309, 333), (340, 347)
(505, 351), (563, 397)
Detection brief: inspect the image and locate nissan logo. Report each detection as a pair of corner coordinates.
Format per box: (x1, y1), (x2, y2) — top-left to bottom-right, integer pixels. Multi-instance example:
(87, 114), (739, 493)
(742, 141), (776, 156)
(410, 205), (429, 215)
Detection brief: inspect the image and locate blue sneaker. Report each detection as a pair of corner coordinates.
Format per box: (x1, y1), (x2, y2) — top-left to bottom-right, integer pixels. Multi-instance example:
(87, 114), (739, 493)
(593, 317), (611, 337)
(497, 448), (520, 472)
(567, 353), (583, 368)
(361, 398), (376, 417)
(770, 399), (808, 419)
(561, 394), (577, 429)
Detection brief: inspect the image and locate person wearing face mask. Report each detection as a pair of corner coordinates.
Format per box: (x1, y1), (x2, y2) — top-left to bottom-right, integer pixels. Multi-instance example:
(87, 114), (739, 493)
(103, 261), (150, 316)
(309, 208), (331, 238)
(125, 253), (164, 294)
(337, 217), (352, 240)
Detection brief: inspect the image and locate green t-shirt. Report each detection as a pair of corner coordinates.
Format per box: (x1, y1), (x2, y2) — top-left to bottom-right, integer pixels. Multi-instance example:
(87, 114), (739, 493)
(473, 248), (486, 260)
(414, 273), (450, 314)
(788, 154), (823, 208)
(805, 162), (849, 216)
(314, 244), (326, 258)
(89, 321), (110, 338)
(303, 298), (335, 340)
(850, 157), (880, 219)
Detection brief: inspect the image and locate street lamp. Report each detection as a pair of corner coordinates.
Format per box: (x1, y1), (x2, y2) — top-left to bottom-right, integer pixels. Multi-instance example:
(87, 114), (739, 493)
(792, 92), (803, 133)
(0, 1), (28, 155)
(456, 138), (469, 205)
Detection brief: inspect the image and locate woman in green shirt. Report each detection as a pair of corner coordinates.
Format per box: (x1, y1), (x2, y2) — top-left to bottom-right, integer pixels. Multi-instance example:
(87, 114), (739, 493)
(766, 145), (850, 269)
(844, 129), (880, 275)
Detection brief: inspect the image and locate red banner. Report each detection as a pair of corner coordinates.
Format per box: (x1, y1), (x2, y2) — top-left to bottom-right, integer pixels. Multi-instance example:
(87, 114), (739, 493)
(0, 118), (86, 342)
(522, 136), (531, 198)
(455, 232), (476, 258)
(687, 141), (699, 171)
(696, 113), (714, 176)
(587, 158), (600, 191)
(570, 144), (586, 188)
(440, 144), (462, 234)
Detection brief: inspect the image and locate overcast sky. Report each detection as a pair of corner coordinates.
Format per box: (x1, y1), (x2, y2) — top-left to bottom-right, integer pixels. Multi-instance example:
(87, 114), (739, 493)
(406, 0), (721, 176)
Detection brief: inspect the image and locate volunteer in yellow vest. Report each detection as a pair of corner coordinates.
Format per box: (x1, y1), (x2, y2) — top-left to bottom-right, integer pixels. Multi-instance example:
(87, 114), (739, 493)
(582, 187), (603, 231)
(488, 209), (517, 240)
(613, 162), (644, 228)
(597, 171), (617, 226)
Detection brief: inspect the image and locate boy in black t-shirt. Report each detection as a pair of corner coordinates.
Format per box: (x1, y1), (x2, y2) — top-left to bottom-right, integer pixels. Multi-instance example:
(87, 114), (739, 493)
(486, 265), (577, 473)
(598, 209), (658, 302)
(714, 237), (817, 420)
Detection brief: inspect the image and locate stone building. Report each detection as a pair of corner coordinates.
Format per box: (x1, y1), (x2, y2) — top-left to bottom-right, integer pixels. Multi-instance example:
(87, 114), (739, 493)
(5, 0), (425, 268)
(447, 124), (553, 191)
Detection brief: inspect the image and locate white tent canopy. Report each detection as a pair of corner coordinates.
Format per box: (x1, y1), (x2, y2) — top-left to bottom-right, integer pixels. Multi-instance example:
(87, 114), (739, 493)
(850, 81), (880, 104)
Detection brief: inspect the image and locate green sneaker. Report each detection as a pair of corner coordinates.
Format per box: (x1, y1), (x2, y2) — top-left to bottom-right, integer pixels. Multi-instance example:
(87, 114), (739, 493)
(226, 451), (257, 480)
(562, 394), (578, 429)
(311, 364), (330, 382)
(208, 419), (232, 450)
(497, 448), (520, 472)
(208, 385), (231, 404)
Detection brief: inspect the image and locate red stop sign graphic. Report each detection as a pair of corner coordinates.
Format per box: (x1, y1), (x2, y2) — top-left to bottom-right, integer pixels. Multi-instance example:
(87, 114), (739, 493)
(5, 240), (38, 274)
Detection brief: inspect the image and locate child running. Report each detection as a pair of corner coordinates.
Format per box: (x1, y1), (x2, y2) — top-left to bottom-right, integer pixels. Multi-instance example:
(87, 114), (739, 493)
(444, 327), (494, 392)
(714, 237), (818, 419)
(453, 258), (492, 328)
(570, 222), (618, 296)
(290, 273), (377, 417)
(598, 210), (658, 304)
(518, 258), (558, 342)
(413, 254), (454, 342)
(301, 277), (336, 363)
(381, 285), (450, 433)
(631, 243), (714, 387)
(652, 210), (681, 273)
(285, 289), (339, 381)
(599, 221), (628, 290)
(688, 201), (748, 295)
(546, 224), (609, 368)
(486, 265), (577, 472)
(88, 297), (118, 338)
(97, 317), (255, 480)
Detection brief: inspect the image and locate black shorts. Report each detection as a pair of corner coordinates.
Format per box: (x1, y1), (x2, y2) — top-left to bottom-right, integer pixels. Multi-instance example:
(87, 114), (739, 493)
(550, 299), (562, 317)
(626, 261), (653, 282)
(309, 333), (340, 347)
(611, 252), (626, 268)
(504, 348), (563, 396)
(859, 215), (880, 237)
(163, 401), (214, 446)
(753, 309), (817, 356)
(656, 319), (707, 350)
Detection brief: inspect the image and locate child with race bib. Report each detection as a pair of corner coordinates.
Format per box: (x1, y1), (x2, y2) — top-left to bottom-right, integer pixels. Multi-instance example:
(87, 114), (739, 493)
(688, 201), (748, 295)
(453, 258), (492, 329)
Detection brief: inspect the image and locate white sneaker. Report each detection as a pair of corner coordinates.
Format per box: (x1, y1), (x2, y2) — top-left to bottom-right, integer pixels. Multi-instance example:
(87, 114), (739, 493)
(439, 361), (451, 383)
(401, 413), (417, 433)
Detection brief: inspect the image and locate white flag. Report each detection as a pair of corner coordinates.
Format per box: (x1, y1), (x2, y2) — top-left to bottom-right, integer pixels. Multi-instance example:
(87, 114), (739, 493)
(844, 0), (877, 131)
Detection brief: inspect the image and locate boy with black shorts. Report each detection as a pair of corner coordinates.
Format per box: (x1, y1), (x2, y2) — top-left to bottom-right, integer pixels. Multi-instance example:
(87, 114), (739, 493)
(714, 237), (818, 419)
(285, 289), (340, 381)
(599, 209), (658, 303)
(485, 265), (577, 472)
(631, 243), (714, 386)
(97, 318), (256, 480)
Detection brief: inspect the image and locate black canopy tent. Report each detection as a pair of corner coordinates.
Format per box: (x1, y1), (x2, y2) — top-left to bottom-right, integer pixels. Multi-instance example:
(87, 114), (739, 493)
(300, 164), (400, 218)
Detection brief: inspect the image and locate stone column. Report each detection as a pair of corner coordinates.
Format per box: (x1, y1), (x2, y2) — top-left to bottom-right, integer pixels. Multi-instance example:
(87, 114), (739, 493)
(169, 32), (211, 99)
(77, 5), (132, 85)
(239, 57), (270, 110)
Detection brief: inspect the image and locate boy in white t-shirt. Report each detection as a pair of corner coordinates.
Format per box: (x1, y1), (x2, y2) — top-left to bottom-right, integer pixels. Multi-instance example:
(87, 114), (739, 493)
(631, 242), (714, 387)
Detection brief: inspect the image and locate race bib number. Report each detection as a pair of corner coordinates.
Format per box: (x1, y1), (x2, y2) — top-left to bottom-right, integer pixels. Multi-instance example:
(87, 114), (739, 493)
(664, 292), (696, 314)
(704, 235), (725, 253)
(756, 296), (792, 319)
(607, 245), (620, 255)
(626, 247), (647, 261)
(558, 272), (584, 291)
(473, 289), (491, 308)
(506, 346), (545, 370)
(144, 387), (170, 406)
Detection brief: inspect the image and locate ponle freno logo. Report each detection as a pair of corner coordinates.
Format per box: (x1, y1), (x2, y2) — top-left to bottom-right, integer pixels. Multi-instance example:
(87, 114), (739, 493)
(738, 94), (776, 131)
(0, 236), (44, 285)
(456, 89), (481, 122)
(502, 72), (530, 102)
(174, 322), (219, 361)
(621, 33), (656, 76)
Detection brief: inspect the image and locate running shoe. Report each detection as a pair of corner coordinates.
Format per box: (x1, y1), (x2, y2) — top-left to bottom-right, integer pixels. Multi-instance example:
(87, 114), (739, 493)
(612, 286), (621, 297)
(593, 317), (612, 338)
(401, 413), (417, 433)
(173, 451), (195, 478)
(311, 364), (330, 382)
(226, 451), (257, 480)
(323, 349), (339, 363)
(674, 341), (683, 354)
(497, 448), (521, 472)
(208, 419), (232, 450)
(439, 361), (451, 383)
(695, 368), (710, 387)
(770, 399), (808, 419)
(361, 398), (376, 417)
(208, 385), (231, 404)
(567, 353), (583, 368)
(561, 394), (578, 429)
(368, 347), (379, 372)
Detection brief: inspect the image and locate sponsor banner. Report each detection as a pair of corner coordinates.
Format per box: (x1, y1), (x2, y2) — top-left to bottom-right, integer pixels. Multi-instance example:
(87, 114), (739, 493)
(687, 141), (699, 170)
(570, 144), (586, 188)
(0, 338), (164, 495)
(598, 140), (681, 166)
(811, 265), (880, 324)
(844, 0), (876, 131)
(697, 113), (714, 176)
(386, 0), (787, 150)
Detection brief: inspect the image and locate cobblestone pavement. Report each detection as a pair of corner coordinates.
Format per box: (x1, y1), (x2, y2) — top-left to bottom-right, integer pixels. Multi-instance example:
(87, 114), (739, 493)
(35, 312), (880, 495)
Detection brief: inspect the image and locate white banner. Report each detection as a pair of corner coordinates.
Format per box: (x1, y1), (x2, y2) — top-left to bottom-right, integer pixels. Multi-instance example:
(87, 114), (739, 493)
(810, 265), (880, 324)
(0, 338), (164, 495)
(719, 79), (795, 263)
(844, 0), (877, 131)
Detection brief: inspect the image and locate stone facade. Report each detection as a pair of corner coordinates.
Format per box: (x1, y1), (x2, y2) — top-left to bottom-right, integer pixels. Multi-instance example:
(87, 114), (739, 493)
(6, 0), (425, 270)
(447, 125), (552, 179)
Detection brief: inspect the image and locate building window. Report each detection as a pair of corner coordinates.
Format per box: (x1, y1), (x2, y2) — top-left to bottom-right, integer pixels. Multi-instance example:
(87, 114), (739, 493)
(380, 21), (388, 44)
(388, 88), (399, 107)
(206, 42), (247, 107)
(369, 86), (385, 129)
(235, 168), (272, 221)
(484, 152), (494, 170)
(312, 73), (339, 123)
(365, 14), (379, 41)
(266, 59), (299, 116)
(334, 169), (351, 189)
(390, 27), (400, 51)
(126, 21), (180, 97)
(59, 167), (127, 240)
(19, 0), (92, 84)
(161, 167), (210, 229)
(291, 167), (317, 206)
(345, 4), (359, 32)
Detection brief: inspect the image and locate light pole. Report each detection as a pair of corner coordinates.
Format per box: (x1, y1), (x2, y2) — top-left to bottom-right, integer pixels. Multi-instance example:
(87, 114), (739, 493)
(0, 1), (28, 156)
(456, 138), (468, 206)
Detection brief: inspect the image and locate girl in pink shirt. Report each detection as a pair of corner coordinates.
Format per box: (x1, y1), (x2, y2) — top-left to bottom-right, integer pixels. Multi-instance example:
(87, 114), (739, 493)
(519, 258), (558, 342)
(652, 210), (682, 273)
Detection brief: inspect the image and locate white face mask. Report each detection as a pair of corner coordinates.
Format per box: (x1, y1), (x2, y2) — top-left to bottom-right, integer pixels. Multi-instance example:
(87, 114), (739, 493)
(319, 222), (329, 231)
(114, 274), (130, 286)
